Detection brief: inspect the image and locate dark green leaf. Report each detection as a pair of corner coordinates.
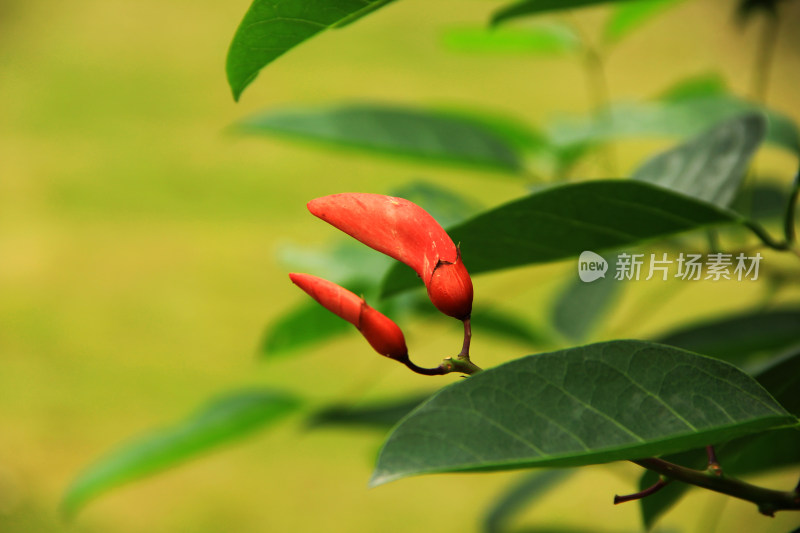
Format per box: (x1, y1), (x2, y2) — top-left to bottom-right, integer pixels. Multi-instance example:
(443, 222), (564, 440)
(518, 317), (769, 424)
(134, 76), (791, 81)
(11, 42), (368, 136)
(371, 340), (794, 486)
(493, 0), (638, 26)
(306, 394), (431, 430)
(547, 96), (800, 154)
(236, 105), (526, 172)
(381, 180), (741, 297)
(226, 0), (394, 101)
(551, 275), (622, 342)
(483, 470), (573, 533)
(732, 181), (788, 220)
(639, 346), (800, 529)
(605, 0), (683, 43)
(654, 308), (800, 366)
(442, 24), (579, 55)
(632, 113), (766, 207)
(62, 389), (300, 517)
(260, 300), (352, 357)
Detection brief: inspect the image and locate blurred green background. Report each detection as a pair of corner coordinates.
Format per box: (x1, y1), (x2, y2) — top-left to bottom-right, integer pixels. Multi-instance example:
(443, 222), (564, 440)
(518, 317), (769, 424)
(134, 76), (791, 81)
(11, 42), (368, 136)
(1, 0), (799, 531)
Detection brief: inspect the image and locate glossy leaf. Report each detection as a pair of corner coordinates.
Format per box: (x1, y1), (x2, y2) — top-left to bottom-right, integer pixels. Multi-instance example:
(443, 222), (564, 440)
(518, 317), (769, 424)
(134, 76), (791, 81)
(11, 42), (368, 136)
(381, 180), (741, 297)
(236, 105), (526, 172)
(547, 96), (800, 154)
(62, 389), (300, 517)
(654, 307), (800, 366)
(551, 276), (622, 342)
(493, 0), (638, 26)
(632, 113), (766, 207)
(639, 346), (800, 529)
(443, 24), (579, 55)
(226, 0), (394, 101)
(483, 470), (573, 533)
(371, 340), (794, 486)
(605, 0), (683, 43)
(306, 394), (431, 430)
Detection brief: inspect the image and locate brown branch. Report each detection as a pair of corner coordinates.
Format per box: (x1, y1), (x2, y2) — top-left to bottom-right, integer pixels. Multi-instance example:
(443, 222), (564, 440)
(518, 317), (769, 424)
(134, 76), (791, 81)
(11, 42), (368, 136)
(631, 457), (800, 517)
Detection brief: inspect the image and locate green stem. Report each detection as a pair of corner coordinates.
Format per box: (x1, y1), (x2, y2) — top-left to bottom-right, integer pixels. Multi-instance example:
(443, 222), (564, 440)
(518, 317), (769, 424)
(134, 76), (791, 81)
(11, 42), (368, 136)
(784, 168), (799, 245)
(632, 457), (800, 516)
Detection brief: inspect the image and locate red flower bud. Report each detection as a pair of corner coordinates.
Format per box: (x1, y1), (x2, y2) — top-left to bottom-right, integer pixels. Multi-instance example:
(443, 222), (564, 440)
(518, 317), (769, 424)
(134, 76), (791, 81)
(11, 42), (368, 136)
(306, 193), (473, 319)
(427, 253), (473, 321)
(289, 273), (408, 361)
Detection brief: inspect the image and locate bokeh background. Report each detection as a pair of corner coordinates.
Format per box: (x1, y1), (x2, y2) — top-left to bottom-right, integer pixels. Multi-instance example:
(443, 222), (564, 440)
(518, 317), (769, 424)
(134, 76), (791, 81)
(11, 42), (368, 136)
(1, 0), (799, 531)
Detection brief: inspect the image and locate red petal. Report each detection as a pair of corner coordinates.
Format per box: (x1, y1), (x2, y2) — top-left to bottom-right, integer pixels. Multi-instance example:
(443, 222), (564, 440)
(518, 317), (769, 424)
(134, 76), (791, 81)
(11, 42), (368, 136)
(307, 193), (458, 284)
(427, 254), (473, 320)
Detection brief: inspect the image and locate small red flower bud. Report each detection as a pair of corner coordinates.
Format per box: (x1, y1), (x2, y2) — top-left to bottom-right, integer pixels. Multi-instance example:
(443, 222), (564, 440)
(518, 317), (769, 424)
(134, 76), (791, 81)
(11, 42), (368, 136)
(306, 193), (473, 319)
(289, 273), (408, 361)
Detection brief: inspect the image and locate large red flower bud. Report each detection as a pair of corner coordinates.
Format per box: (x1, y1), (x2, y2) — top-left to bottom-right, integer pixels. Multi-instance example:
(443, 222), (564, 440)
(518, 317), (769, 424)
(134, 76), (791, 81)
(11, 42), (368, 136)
(306, 193), (472, 319)
(289, 273), (408, 361)
(427, 253), (473, 321)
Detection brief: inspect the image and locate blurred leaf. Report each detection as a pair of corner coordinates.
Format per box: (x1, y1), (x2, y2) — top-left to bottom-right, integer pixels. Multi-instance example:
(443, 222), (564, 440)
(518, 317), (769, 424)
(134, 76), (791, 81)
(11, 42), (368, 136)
(279, 242), (392, 286)
(632, 113), (766, 208)
(639, 346), (800, 529)
(261, 299), (352, 357)
(306, 394), (432, 430)
(236, 104), (526, 172)
(605, 0), (683, 43)
(654, 307), (800, 366)
(442, 24), (579, 55)
(493, 0), (638, 26)
(62, 389), (300, 518)
(381, 180), (742, 297)
(732, 181), (788, 220)
(737, 0), (781, 22)
(547, 96), (800, 154)
(551, 275), (622, 342)
(473, 308), (557, 348)
(389, 181), (481, 228)
(658, 73), (728, 102)
(334, 0), (397, 28)
(371, 340), (795, 486)
(226, 0), (393, 101)
(483, 470), (573, 533)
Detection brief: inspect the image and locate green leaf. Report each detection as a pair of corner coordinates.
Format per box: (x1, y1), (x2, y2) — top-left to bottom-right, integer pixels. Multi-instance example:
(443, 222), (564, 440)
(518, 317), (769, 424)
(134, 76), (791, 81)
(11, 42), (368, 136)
(551, 275), (622, 342)
(261, 299), (352, 357)
(371, 340), (794, 486)
(62, 389), (300, 518)
(473, 308), (557, 348)
(632, 113), (766, 208)
(482, 470), (573, 533)
(604, 0), (683, 43)
(638, 346), (800, 529)
(654, 307), (800, 366)
(442, 24), (579, 55)
(732, 181), (788, 220)
(547, 96), (800, 154)
(658, 73), (728, 102)
(380, 180), (741, 297)
(226, 0), (395, 101)
(306, 394), (431, 430)
(235, 104), (526, 172)
(492, 0), (638, 26)
(333, 0), (397, 28)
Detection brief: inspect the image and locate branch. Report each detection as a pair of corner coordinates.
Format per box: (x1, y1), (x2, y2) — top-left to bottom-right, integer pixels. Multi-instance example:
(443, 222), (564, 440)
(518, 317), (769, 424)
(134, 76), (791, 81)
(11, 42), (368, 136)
(631, 457), (800, 516)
